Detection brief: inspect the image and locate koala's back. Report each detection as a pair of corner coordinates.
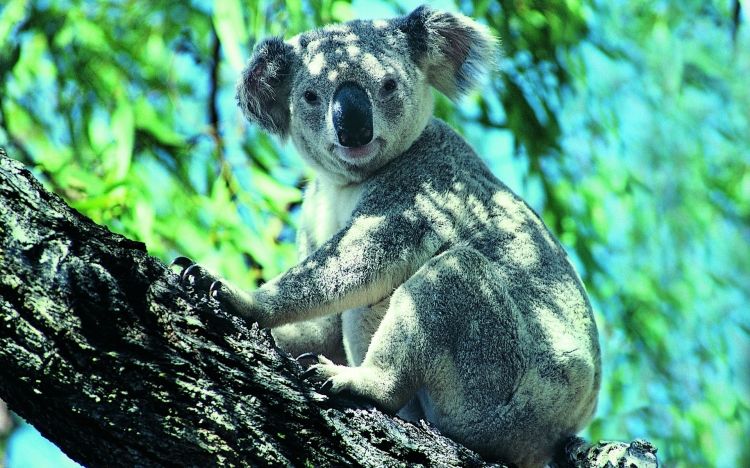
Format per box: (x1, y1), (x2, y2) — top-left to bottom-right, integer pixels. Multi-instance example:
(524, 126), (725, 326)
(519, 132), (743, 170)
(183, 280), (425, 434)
(339, 118), (601, 465)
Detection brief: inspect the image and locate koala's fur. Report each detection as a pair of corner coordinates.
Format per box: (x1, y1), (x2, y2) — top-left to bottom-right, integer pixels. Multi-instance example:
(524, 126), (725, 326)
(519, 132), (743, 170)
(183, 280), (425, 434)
(217, 6), (601, 467)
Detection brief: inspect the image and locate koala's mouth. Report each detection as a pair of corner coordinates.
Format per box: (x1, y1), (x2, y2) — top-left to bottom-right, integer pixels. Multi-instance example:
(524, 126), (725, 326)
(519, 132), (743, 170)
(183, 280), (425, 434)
(333, 138), (383, 163)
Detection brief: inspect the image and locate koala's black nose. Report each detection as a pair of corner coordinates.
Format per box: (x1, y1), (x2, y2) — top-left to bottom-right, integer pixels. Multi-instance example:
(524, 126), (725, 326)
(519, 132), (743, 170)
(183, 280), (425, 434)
(332, 82), (373, 148)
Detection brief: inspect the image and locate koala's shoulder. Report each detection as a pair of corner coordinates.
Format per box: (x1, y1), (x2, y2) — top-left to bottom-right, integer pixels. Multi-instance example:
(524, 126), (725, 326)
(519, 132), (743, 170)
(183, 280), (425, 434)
(361, 119), (488, 210)
(384, 119), (480, 181)
(412, 119), (474, 157)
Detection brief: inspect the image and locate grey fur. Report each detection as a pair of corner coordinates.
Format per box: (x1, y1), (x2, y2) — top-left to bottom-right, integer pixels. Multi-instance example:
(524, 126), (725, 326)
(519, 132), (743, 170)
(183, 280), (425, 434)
(227, 6), (601, 467)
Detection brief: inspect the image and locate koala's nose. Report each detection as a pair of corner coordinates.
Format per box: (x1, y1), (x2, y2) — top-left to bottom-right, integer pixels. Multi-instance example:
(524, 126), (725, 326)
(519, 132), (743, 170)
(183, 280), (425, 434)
(332, 82), (373, 148)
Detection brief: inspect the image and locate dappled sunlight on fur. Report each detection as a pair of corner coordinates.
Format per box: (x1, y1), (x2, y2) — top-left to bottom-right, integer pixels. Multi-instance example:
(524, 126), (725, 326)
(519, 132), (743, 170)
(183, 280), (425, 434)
(228, 6), (600, 468)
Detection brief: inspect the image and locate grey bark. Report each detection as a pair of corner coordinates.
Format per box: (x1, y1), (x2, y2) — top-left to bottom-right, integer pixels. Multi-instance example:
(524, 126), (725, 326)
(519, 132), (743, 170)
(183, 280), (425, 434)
(0, 149), (658, 467)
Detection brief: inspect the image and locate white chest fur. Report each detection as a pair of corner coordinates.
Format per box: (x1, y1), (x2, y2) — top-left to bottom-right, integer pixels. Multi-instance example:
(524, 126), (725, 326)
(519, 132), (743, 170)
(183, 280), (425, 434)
(299, 179), (386, 366)
(301, 179), (366, 248)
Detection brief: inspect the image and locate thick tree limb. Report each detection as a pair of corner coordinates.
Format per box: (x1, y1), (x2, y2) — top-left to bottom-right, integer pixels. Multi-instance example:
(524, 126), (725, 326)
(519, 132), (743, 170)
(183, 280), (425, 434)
(0, 149), (658, 467)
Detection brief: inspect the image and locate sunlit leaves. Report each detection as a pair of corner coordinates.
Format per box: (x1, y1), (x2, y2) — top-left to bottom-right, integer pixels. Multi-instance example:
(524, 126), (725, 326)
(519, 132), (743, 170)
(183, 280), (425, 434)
(213, 0), (248, 72)
(331, 1), (355, 21)
(0, 0), (27, 48)
(132, 97), (184, 147)
(557, 2), (750, 465)
(108, 100), (135, 182)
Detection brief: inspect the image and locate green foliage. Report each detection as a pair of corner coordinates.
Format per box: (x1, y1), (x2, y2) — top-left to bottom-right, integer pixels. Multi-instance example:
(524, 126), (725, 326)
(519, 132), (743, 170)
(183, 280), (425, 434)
(558, 2), (750, 466)
(0, 0), (747, 466)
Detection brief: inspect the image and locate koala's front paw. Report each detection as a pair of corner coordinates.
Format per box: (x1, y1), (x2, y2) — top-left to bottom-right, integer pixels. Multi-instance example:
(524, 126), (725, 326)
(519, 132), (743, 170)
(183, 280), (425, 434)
(171, 256), (221, 295)
(171, 256), (266, 325)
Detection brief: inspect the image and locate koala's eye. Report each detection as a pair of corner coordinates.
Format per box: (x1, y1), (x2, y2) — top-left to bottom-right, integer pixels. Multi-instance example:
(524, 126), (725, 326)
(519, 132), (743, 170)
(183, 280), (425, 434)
(382, 79), (397, 95)
(303, 90), (319, 104)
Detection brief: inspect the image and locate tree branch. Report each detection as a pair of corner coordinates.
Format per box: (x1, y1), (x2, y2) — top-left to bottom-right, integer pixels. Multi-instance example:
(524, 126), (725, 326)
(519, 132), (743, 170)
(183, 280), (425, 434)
(0, 149), (658, 467)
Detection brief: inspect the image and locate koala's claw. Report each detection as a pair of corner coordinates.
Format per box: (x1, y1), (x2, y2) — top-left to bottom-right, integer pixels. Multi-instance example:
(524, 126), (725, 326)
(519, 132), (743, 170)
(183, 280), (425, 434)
(174, 262), (221, 294)
(295, 352), (319, 363)
(300, 366), (319, 380)
(170, 256), (195, 282)
(209, 280), (223, 299)
(181, 263), (204, 285)
(319, 378), (334, 394)
(171, 256), (195, 269)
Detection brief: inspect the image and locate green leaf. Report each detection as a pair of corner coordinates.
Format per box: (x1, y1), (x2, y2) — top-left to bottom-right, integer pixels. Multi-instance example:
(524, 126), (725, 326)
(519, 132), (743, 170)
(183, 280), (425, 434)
(0, 0), (27, 46)
(133, 97), (183, 146)
(109, 99), (134, 183)
(213, 0), (248, 72)
(331, 1), (354, 22)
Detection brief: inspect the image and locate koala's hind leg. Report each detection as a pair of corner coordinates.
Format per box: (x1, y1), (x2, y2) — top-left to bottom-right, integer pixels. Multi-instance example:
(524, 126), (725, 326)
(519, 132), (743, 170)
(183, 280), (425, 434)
(307, 275), (431, 413)
(308, 248), (500, 414)
(308, 247), (563, 466)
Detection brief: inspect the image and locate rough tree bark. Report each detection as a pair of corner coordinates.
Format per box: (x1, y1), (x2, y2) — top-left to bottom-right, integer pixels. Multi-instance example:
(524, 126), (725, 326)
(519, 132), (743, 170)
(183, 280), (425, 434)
(0, 149), (659, 467)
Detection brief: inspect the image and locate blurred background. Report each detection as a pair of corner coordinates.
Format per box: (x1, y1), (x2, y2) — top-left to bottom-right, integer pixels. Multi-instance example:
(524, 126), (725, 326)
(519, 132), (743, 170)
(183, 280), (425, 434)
(0, 0), (748, 466)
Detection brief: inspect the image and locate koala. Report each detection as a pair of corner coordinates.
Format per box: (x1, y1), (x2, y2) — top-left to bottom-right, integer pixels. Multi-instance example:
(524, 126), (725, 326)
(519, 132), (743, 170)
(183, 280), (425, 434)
(175, 5), (601, 467)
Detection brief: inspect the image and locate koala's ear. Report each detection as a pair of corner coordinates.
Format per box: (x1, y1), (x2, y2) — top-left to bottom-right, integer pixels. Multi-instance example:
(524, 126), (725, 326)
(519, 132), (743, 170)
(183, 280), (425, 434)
(236, 38), (296, 137)
(398, 5), (499, 99)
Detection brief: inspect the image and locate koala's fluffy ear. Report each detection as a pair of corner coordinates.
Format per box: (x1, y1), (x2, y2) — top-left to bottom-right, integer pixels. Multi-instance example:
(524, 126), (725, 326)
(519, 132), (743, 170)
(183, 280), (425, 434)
(398, 5), (498, 99)
(236, 38), (296, 137)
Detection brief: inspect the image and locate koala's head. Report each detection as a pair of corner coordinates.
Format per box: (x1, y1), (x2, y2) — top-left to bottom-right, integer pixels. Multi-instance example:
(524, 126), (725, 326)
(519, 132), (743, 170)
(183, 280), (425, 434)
(237, 6), (498, 184)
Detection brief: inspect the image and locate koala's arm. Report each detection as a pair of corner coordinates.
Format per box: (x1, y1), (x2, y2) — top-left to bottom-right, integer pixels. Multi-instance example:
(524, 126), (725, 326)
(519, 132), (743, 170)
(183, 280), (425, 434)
(216, 211), (440, 328)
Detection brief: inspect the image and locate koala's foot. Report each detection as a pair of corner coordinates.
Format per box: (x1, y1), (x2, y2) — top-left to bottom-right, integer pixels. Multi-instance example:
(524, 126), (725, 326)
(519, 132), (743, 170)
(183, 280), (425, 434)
(300, 354), (353, 394)
(170, 256), (262, 323)
(313, 356), (352, 394)
(301, 355), (407, 412)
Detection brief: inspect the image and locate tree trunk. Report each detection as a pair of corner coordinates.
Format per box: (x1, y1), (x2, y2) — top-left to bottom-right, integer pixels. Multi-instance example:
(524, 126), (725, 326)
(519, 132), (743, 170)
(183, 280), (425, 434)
(0, 149), (658, 467)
